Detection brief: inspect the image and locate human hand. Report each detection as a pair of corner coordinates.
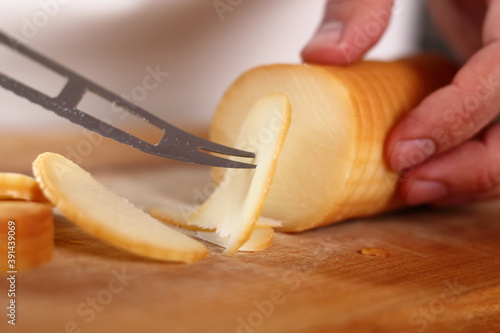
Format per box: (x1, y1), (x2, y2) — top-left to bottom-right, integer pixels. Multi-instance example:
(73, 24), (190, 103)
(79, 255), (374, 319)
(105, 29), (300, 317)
(302, 0), (500, 206)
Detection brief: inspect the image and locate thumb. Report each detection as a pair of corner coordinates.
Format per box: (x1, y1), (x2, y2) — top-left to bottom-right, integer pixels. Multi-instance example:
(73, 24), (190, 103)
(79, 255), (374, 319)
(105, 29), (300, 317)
(302, 0), (394, 65)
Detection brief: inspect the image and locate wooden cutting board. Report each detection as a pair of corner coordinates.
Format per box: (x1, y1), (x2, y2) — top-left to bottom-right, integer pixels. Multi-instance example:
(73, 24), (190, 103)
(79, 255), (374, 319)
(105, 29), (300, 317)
(1, 164), (499, 333)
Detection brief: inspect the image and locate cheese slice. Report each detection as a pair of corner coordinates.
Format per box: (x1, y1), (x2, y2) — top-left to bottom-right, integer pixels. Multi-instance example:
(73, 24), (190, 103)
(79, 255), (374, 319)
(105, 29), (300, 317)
(32, 152), (208, 263)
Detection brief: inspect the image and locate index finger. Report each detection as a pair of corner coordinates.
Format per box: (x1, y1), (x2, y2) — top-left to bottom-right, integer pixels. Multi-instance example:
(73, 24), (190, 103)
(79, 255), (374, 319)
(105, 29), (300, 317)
(386, 40), (500, 171)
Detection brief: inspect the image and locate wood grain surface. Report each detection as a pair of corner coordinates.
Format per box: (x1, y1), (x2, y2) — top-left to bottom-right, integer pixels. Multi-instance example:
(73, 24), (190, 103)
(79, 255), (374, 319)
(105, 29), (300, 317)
(1, 165), (499, 333)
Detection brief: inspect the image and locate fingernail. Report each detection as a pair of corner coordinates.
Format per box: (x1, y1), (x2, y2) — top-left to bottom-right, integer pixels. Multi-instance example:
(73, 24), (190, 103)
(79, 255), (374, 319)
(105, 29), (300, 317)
(406, 180), (448, 205)
(391, 139), (436, 171)
(303, 21), (344, 52)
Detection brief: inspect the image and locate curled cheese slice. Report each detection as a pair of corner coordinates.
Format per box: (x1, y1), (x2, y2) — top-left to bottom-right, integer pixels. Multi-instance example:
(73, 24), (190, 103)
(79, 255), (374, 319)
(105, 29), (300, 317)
(149, 203), (275, 251)
(188, 92), (291, 254)
(149, 200), (215, 232)
(0, 201), (54, 271)
(0, 172), (49, 202)
(150, 93), (290, 254)
(149, 201), (283, 231)
(32, 153), (208, 263)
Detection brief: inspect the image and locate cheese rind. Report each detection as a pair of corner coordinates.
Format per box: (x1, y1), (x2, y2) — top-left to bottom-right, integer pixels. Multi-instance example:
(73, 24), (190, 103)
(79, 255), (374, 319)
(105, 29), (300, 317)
(0, 172), (49, 202)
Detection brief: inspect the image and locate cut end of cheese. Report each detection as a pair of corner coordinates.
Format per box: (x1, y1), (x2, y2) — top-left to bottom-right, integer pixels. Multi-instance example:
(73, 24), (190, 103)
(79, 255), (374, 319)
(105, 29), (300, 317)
(32, 152), (208, 263)
(211, 64), (358, 231)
